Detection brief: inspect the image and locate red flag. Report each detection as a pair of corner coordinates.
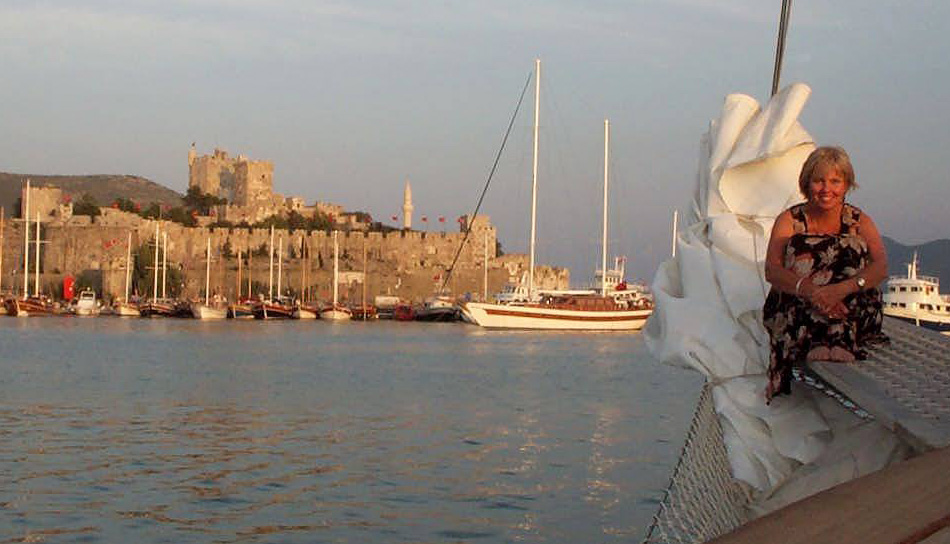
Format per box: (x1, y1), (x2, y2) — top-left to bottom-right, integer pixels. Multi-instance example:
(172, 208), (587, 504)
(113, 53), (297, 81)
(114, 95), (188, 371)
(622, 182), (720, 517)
(438, 216), (445, 223)
(391, 215), (398, 222)
(62, 194), (71, 204)
(421, 216), (428, 223)
(457, 216), (465, 225)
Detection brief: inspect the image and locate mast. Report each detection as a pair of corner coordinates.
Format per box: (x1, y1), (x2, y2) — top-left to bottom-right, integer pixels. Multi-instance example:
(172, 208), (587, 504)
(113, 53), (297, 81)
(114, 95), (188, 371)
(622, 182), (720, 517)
(332, 230), (339, 307)
(268, 225), (274, 300)
(528, 58), (540, 299)
(601, 118), (610, 297)
(483, 229), (489, 301)
(277, 235), (283, 298)
(248, 248), (253, 298)
(23, 179), (30, 299)
(361, 236), (367, 319)
(161, 231), (168, 299)
(34, 211), (40, 296)
(124, 231), (132, 301)
(237, 250), (242, 299)
(301, 237), (306, 304)
(0, 207), (4, 295)
(152, 223), (159, 300)
(205, 237), (211, 305)
(771, 0), (793, 96)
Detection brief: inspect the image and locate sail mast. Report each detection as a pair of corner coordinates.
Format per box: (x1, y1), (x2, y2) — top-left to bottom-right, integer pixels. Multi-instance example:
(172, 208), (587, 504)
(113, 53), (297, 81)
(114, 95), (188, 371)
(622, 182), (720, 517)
(332, 231), (339, 307)
(601, 119), (610, 297)
(34, 211), (40, 296)
(161, 231), (168, 299)
(0, 207), (4, 294)
(671, 209), (679, 258)
(23, 179), (30, 299)
(277, 235), (283, 298)
(152, 223), (159, 300)
(205, 237), (211, 305)
(528, 58), (541, 298)
(125, 231), (132, 301)
(268, 225), (274, 300)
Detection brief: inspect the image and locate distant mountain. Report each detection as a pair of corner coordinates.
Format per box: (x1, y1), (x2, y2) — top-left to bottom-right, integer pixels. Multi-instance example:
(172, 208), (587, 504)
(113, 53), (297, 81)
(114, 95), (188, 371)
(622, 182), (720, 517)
(0, 173), (183, 217)
(883, 236), (950, 283)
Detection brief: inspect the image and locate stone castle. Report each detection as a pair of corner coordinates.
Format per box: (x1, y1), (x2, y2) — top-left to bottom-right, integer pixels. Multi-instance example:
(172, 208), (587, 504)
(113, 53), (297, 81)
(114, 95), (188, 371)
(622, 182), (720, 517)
(0, 148), (570, 302)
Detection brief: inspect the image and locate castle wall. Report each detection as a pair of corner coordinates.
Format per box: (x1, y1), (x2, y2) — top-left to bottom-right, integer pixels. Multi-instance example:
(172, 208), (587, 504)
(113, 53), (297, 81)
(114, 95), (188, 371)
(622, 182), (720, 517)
(20, 186), (64, 221)
(234, 159), (275, 207)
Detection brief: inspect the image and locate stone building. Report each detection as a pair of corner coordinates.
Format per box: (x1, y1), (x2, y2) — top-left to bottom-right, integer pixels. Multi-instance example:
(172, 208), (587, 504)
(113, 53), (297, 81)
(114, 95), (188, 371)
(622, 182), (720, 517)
(188, 144), (286, 223)
(20, 185), (71, 222)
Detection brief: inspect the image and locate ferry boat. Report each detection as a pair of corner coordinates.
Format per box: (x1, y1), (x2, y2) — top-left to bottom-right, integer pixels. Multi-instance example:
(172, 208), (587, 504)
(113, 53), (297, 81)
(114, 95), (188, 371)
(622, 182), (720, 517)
(883, 253), (950, 333)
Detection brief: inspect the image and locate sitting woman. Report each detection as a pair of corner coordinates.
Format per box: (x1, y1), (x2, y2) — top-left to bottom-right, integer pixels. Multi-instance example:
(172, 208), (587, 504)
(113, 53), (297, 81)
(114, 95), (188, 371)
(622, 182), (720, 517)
(763, 146), (889, 402)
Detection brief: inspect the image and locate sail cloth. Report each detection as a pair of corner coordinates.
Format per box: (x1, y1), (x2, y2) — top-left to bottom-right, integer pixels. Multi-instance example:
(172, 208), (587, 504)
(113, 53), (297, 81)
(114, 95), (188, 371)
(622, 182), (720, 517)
(644, 83), (908, 514)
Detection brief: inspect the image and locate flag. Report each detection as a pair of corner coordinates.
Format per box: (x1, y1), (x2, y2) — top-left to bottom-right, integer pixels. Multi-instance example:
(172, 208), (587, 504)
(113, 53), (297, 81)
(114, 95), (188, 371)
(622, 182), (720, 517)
(438, 216), (445, 223)
(391, 215), (398, 222)
(421, 216), (428, 223)
(457, 216), (465, 225)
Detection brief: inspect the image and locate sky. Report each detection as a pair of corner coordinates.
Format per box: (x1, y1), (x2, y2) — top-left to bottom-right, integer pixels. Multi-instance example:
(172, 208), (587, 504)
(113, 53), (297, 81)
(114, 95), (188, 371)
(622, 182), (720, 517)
(2, 1), (948, 284)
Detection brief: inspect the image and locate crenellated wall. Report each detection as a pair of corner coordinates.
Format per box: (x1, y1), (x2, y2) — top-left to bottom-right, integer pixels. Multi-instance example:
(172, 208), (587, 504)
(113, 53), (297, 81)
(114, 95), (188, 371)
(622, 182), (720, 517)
(0, 216), (569, 303)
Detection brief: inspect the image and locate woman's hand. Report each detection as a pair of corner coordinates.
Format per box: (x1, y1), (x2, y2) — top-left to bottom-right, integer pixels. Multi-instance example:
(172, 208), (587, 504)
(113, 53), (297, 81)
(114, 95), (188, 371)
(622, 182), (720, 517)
(806, 281), (851, 319)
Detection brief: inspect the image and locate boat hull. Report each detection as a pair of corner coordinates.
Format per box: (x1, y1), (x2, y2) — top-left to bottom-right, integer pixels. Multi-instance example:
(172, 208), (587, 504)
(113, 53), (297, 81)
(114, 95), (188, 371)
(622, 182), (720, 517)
(883, 310), (950, 332)
(112, 302), (141, 317)
(461, 301), (651, 331)
(293, 305), (319, 320)
(191, 303), (228, 320)
(320, 306), (352, 321)
(5, 298), (57, 317)
(139, 300), (177, 318)
(254, 303), (295, 320)
(228, 303), (256, 319)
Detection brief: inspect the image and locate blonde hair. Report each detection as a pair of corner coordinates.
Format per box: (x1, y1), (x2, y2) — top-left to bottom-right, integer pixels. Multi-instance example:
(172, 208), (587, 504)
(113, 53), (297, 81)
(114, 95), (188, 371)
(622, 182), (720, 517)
(798, 146), (857, 198)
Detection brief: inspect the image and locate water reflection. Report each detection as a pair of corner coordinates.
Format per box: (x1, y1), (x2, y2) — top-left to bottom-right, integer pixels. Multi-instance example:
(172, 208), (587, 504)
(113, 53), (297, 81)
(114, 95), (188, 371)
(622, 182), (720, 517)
(0, 319), (701, 543)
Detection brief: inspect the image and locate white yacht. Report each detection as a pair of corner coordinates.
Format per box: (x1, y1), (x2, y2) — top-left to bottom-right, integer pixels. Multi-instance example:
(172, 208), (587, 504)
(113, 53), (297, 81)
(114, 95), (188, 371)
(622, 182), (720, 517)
(73, 288), (101, 317)
(883, 253), (950, 333)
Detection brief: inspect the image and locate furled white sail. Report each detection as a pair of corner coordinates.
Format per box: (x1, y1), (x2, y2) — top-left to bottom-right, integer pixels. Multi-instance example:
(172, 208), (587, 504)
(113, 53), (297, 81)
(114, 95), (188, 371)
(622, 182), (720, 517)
(644, 83), (908, 515)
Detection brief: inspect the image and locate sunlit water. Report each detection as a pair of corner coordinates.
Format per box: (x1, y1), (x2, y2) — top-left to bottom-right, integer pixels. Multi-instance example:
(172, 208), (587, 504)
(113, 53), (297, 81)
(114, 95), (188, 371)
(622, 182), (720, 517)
(0, 318), (702, 543)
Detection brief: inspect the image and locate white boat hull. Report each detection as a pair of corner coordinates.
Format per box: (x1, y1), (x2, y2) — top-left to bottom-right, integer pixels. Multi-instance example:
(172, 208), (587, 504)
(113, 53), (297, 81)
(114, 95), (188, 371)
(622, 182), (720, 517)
(293, 306), (319, 320)
(191, 304), (228, 320)
(320, 307), (352, 321)
(113, 302), (140, 317)
(461, 302), (651, 331)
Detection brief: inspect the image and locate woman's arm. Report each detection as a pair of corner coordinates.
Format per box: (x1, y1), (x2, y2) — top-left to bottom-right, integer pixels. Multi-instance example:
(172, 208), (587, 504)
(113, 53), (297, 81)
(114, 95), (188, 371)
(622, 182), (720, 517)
(764, 210), (804, 295)
(856, 212), (888, 288)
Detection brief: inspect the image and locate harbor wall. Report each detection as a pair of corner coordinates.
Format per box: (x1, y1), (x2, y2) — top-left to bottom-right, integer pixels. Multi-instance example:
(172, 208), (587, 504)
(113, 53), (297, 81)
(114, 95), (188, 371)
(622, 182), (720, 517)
(0, 217), (569, 303)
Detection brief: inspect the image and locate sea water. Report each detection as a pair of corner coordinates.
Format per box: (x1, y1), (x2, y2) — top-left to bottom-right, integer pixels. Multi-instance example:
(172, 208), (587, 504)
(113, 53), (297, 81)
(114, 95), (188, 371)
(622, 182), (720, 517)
(0, 318), (702, 543)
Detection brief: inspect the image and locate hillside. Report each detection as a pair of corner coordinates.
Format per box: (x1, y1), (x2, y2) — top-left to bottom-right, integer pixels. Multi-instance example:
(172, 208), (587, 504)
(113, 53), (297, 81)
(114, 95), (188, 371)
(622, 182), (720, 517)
(0, 172), (183, 217)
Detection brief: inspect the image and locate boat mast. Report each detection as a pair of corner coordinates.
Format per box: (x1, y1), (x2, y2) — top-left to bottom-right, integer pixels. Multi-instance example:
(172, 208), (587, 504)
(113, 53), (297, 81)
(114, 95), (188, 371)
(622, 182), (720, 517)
(161, 231), (168, 299)
(205, 237), (211, 305)
(237, 250), (242, 299)
(0, 207), (4, 295)
(483, 230), (489, 301)
(268, 225), (274, 300)
(23, 179), (30, 299)
(361, 236), (367, 319)
(601, 118), (610, 297)
(152, 223), (159, 300)
(125, 231), (132, 301)
(528, 58), (540, 299)
(332, 230), (339, 307)
(277, 235), (283, 298)
(248, 248), (253, 298)
(771, 0), (793, 96)
(301, 237), (306, 304)
(33, 211), (40, 296)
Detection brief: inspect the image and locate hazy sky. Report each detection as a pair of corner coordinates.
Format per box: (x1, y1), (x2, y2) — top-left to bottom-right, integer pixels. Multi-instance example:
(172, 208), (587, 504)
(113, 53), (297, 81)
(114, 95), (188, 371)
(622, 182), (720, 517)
(2, 1), (948, 283)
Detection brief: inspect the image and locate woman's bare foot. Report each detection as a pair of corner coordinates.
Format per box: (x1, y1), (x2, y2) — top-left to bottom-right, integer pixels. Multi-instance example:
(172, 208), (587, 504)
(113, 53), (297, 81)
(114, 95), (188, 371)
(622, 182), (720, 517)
(806, 346), (831, 361)
(828, 346), (856, 363)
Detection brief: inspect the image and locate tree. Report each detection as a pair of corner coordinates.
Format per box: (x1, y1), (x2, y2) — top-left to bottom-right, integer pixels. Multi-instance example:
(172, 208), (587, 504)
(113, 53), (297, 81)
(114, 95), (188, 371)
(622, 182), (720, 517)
(73, 193), (101, 217)
(183, 186), (227, 216)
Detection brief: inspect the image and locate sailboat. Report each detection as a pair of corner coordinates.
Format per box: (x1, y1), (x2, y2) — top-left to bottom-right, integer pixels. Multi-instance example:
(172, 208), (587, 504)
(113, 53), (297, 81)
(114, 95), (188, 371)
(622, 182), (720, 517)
(229, 249), (256, 319)
(254, 227), (295, 319)
(293, 236), (319, 319)
(320, 230), (352, 320)
(140, 224), (176, 317)
(461, 68), (652, 330)
(191, 237), (228, 319)
(6, 183), (56, 316)
(113, 231), (140, 317)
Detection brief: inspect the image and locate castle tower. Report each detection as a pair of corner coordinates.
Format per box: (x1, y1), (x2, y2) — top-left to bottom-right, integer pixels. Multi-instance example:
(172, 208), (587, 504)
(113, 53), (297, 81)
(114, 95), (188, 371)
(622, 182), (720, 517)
(402, 179), (413, 230)
(188, 142), (197, 167)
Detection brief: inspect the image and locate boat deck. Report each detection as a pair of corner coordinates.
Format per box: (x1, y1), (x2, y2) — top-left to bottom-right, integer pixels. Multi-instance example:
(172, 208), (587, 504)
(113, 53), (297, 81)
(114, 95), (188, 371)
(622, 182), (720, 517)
(809, 318), (950, 452)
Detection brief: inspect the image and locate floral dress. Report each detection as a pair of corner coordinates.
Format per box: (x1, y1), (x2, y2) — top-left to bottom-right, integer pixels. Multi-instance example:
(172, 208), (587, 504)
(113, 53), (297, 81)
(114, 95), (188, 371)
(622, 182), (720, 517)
(763, 203), (888, 401)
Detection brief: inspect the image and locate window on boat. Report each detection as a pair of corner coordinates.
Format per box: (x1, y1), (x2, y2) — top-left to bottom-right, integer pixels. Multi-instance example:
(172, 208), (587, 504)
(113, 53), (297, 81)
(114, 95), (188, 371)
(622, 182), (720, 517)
(899, 303), (907, 308)
(912, 287), (919, 292)
(900, 287), (907, 292)
(889, 286), (896, 292)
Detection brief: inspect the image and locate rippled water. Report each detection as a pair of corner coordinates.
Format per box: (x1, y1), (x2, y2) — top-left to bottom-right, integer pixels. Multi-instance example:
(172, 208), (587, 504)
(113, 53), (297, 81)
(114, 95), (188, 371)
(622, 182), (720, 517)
(0, 318), (701, 543)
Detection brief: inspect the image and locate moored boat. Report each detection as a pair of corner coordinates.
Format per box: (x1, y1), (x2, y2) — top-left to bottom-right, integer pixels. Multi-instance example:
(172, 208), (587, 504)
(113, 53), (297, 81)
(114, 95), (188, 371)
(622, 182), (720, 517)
(5, 296), (57, 317)
(321, 231), (352, 321)
(139, 298), (178, 318)
(414, 295), (460, 322)
(883, 253), (950, 333)
(72, 288), (101, 317)
(293, 302), (320, 320)
(228, 299), (256, 319)
(254, 297), (295, 320)
(350, 305), (377, 321)
(112, 299), (141, 317)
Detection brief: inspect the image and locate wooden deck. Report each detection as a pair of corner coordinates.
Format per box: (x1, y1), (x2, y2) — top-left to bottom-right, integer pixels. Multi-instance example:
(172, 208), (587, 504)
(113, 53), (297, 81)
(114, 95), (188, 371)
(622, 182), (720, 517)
(810, 318), (950, 452)
(709, 445), (950, 544)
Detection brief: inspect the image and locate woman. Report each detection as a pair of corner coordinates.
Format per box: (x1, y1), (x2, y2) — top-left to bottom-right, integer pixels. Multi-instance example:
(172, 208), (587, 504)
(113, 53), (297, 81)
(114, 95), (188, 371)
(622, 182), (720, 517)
(763, 146), (889, 402)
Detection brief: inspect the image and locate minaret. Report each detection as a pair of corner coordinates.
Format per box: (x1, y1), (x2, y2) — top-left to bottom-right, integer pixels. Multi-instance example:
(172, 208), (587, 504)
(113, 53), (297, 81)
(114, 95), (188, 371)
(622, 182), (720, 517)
(402, 179), (413, 230)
